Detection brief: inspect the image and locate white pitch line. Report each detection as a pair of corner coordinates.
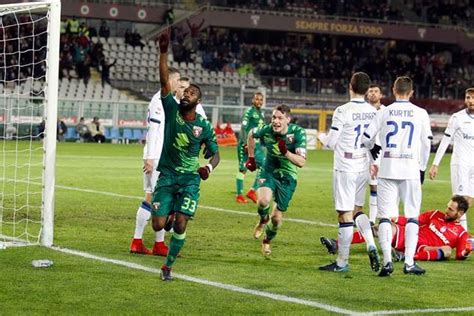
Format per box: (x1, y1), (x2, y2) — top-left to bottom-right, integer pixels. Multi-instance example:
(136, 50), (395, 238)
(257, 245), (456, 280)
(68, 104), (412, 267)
(49, 246), (474, 316)
(1, 178), (337, 228)
(365, 306), (474, 315)
(50, 246), (358, 315)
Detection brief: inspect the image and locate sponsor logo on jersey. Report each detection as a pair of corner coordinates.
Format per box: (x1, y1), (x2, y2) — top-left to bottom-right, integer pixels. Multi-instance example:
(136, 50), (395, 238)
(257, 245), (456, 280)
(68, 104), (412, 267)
(259, 178), (266, 184)
(287, 134), (294, 143)
(429, 223), (450, 244)
(153, 202), (160, 210)
(462, 133), (474, 140)
(440, 226), (447, 233)
(193, 126), (203, 137)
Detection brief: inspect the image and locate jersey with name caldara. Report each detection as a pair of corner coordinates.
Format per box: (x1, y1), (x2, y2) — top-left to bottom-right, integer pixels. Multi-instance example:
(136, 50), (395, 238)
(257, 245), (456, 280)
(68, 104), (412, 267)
(158, 93), (218, 175)
(330, 98), (377, 172)
(253, 123), (306, 179)
(239, 106), (265, 144)
(443, 109), (474, 166)
(363, 101), (432, 180)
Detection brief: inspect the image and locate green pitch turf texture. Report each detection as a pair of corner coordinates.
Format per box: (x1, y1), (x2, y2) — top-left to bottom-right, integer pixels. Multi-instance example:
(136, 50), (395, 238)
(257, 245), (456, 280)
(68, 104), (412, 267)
(1, 142), (473, 315)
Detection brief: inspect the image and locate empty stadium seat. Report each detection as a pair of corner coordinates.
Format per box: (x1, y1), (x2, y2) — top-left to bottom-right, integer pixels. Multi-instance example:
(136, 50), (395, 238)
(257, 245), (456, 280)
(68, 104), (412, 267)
(132, 129), (143, 140)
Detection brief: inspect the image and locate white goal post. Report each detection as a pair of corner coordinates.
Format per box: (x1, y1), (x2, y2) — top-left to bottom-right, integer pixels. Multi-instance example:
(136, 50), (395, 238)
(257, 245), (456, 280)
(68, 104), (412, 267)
(0, 0), (60, 247)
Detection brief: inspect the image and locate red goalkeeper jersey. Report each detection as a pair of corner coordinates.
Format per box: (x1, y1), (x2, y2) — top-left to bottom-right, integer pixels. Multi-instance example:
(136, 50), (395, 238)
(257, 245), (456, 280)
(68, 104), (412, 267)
(396, 210), (470, 259)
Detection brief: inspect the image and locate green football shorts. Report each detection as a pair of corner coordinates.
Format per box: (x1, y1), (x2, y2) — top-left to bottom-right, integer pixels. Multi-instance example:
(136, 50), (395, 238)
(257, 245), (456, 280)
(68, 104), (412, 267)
(151, 173), (201, 217)
(257, 170), (297, 212)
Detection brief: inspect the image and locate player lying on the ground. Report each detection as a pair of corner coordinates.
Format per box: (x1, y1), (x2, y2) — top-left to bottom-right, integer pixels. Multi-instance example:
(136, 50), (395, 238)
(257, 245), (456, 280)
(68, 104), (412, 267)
(321, 195), (472, 261)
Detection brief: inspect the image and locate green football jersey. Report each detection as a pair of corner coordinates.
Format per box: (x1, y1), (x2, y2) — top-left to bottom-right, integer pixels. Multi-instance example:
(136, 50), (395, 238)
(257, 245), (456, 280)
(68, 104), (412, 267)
(253, 123), (307, 179)
(239, 106), (265, 144)
(158, 93), (218, 175)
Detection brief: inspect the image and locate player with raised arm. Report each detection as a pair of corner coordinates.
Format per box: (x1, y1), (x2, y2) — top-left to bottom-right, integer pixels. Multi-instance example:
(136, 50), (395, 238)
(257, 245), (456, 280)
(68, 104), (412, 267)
(153, 30), (220, 281)
(236, 92), (265, 204)
(246, 104), (306, 256)
(429, 87), (474, 231)
(318, 72), (380, 273)
(362, 76), (433, 276)
(366, 84), (386, 224)
(321, 196), (472, 261)
(129, 66), (181, 256)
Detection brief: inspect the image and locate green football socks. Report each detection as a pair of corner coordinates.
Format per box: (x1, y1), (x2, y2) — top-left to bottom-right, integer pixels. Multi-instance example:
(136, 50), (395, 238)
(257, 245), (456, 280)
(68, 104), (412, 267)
(164, 231), (186, 268)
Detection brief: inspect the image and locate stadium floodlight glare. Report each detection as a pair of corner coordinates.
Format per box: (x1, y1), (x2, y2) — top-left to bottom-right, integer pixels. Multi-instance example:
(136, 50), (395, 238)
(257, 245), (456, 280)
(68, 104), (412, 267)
(0, 0), (60, 247)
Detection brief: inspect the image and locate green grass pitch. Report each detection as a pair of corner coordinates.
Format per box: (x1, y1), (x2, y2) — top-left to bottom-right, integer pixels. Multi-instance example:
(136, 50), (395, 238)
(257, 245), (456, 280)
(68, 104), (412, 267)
(0, 142), (473, 314)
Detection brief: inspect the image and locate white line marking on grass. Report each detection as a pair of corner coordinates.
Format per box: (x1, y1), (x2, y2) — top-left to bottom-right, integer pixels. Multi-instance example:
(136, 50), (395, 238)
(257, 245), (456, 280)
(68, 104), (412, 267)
(2, 178), (337, 228)
(51, 246), (358, 315)
(365, 306), (474, 315)
(50, 246), (474, 316)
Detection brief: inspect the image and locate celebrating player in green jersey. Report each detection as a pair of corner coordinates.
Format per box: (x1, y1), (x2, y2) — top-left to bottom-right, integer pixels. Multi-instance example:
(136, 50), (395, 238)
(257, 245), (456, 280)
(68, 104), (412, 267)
(236, 92), (266, 204)
(153, 30), (220, 281)
(246, 104), (307, 256)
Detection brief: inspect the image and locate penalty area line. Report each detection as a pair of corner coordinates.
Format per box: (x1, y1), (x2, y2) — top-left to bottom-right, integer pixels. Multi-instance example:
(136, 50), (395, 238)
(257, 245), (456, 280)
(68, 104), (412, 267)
(50, 246), (357, 315)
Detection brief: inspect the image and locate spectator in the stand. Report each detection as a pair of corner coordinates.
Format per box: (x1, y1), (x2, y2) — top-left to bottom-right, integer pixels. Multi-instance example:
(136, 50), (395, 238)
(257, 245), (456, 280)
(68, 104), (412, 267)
(186, 18), (205, 50)
(88, 24), (97, 38)
(131, 30), (145, 49)
(164, 8), (175, 25)
(57, 118), (67, 142)
(76, 117), (92, 142)
(99, 20), (110, 41)
(100, 58), (116, 87)
(124, 29), (132, 46)
(66, 17), (80, 35)
(88, 117), (106, 143)
(37, 120), (45, 140)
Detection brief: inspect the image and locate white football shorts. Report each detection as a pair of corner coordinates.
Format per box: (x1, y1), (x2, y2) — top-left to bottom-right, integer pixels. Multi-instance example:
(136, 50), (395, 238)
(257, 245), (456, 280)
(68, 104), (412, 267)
(377, 178), (421, 219)
(451, 164), (474, 197)
(333, 170), (368, 211)
(143, 160), (160, 193)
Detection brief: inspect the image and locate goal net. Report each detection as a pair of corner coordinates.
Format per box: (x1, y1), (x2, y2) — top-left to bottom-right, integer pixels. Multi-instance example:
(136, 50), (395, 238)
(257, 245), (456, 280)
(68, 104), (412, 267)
(0, 0), (60, 247)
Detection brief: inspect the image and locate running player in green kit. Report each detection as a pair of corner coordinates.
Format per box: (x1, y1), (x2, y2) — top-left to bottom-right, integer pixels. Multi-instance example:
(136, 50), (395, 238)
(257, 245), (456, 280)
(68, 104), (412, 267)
(152, 30), (220, 281)
(236, 92), (266, 204)
(246, 104), (307, 256)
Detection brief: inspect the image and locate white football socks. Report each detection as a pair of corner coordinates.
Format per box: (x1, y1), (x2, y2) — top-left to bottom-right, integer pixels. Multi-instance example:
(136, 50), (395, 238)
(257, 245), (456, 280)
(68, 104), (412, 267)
(155, 229), (165, 243)
(378, 220), (393, 265)
(336, 222), (353, 267)
(404, 220), (419, 266)
(133, 201), (151, 239)
(369, 193), (377, 223)
(354, 212), (376, 250)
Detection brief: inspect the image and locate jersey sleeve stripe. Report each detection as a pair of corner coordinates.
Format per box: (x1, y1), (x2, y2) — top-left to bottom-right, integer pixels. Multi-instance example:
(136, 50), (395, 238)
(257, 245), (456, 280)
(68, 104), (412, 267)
(444, 132), (451, 137)
(150, 118), (161, 124)
(428, 136), (433, 140)
(330, 126), (339, 131)
(363, 132), (370, 138)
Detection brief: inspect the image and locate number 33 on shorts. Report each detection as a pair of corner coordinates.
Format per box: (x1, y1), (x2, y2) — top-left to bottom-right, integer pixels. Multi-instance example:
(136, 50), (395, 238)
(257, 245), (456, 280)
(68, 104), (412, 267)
(181, 197), (197, 215)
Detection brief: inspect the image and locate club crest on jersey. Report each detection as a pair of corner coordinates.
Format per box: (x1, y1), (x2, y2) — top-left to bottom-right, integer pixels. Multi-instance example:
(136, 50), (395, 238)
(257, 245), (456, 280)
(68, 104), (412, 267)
(259, 178), (266, 184)
(287, 134), (294, 143)
(193, 126), (203, 137)
(152, 202), (160, 210)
